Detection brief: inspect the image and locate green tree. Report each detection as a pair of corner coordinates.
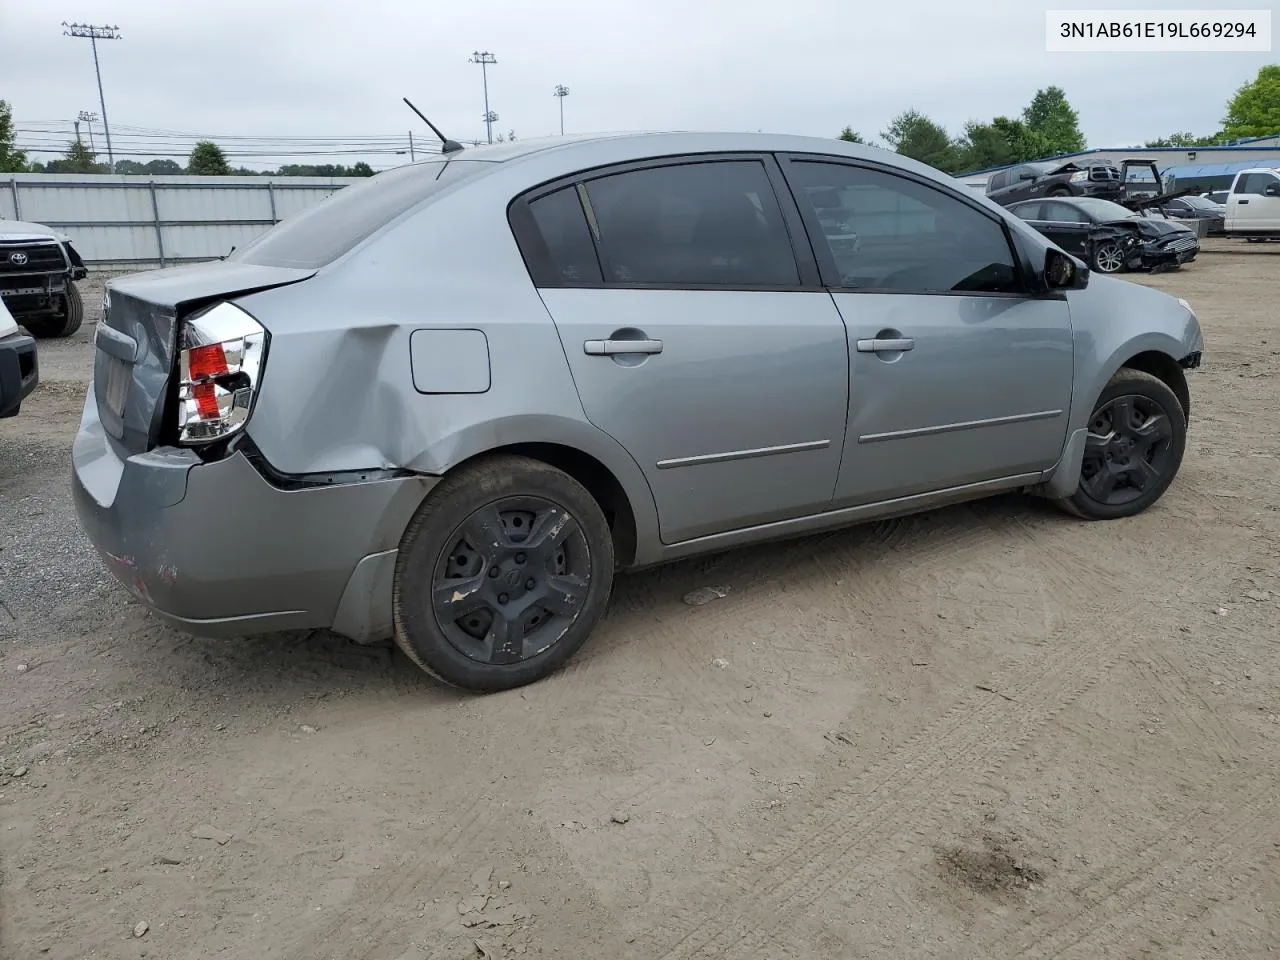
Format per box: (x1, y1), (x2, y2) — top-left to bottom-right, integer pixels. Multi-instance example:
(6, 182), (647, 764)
(59, 139), (101, 173)
(1021, 86), (1086, 155)
(187, 140), (230, 175)
(991, 116), (1052, 163)
(0, 99), (27, 172)
(954, 120), (1015, 171)
(1222, 64), (1280, 139)
(1144, 131), (1226, 148)
(837, 126), (865, 143)
(881, 109), (959, 172)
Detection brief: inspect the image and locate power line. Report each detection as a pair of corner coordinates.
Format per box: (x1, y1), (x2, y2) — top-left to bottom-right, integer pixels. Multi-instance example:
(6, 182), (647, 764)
(62, 22), (121, 172)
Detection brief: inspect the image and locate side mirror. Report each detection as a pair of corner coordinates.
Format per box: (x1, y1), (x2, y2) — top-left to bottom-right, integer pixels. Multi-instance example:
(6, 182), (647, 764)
(1045, 248), (1089, 291)
(1265, 183), (1280, 197)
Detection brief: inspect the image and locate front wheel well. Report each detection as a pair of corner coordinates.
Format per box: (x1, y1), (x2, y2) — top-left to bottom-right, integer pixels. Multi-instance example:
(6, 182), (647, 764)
(1117, 350), (1190, 421)
(447, 442), (638, 569)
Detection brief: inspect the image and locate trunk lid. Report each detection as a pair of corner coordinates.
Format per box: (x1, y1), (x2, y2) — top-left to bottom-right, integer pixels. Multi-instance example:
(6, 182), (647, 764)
(95, 261), (314, 454)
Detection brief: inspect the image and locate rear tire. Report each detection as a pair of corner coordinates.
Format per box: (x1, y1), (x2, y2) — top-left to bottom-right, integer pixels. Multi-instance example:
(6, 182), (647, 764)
(1055, 369), (1186, 521)
(392, 455), (615, 692)
(23, 282), (84, 339)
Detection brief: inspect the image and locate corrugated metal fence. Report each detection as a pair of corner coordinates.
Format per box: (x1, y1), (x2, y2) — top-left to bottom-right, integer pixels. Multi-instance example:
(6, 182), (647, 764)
(2, 173), (363, 270)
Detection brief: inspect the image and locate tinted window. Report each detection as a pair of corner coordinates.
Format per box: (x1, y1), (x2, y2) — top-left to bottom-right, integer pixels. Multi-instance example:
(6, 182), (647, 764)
(232, 160), (483, 269)
(988, 172), (1009, 190)
(1043, 201), (1091, 223)
(584, 161), (799, 286)
(788, 161), (1022, 294)
(526, 187), (603, 284)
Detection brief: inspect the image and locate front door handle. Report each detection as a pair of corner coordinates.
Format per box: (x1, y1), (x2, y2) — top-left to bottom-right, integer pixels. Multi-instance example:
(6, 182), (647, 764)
(584, 338), (664, 356)
(856, 338), (915, 353)
(1238, 199), (1249, 205)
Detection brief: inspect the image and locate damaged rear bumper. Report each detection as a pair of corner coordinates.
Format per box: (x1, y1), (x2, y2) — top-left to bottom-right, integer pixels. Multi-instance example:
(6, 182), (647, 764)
(71, 390), (437, 643)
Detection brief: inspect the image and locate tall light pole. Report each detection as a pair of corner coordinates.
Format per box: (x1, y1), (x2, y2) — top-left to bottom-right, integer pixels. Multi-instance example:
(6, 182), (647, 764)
(469, 51), (497, 144)
(553, 85), (569, 136)
(63, 23), (120, 173)
(78, 110), (99, 155)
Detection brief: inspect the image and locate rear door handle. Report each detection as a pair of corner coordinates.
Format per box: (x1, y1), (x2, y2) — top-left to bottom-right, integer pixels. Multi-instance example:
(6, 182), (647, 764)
(584, 339), (664, 356)
(856, 338), (915, 353)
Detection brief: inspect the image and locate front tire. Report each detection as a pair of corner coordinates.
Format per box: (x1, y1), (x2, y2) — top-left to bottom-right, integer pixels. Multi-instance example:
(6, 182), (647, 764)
(1056, 369), (1186, 520)
(393, 455), (615, 692)
(23, 282), (84, 339)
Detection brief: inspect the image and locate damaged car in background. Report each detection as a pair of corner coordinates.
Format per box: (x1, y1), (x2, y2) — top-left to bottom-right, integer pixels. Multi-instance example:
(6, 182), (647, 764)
(984, 159), (1124, 206)
(0, 218), (89, 339)
(1006, 197), (1199, 273)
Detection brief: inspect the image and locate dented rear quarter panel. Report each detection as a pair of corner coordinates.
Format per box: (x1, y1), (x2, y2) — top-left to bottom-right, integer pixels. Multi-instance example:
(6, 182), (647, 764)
(233, 163), (664, 551)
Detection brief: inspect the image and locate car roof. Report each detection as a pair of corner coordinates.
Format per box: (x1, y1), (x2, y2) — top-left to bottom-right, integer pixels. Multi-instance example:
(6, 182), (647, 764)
(407, 130), (964, 192)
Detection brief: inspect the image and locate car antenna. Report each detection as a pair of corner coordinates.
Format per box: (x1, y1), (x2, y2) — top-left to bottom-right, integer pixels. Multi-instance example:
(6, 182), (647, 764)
(402, 98), (465, 155)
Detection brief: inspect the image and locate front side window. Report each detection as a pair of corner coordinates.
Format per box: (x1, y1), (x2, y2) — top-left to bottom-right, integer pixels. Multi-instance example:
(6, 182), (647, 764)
(988, 171), (1009, 191)
(787, 161), (1023, 295)
(1009, 202), (1044, 221)
(583, 161), (800, 287)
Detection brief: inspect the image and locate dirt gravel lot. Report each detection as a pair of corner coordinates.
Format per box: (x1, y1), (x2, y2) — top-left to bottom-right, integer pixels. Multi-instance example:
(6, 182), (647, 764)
(3, 247), (1279, 960)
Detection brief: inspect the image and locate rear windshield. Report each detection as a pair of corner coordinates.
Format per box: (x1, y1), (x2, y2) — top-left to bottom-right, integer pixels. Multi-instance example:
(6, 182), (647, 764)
(230, 159), (486, 269)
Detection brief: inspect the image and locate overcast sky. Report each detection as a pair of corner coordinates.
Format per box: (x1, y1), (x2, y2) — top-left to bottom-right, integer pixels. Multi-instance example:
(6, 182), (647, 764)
(1, 0), (1273, 170)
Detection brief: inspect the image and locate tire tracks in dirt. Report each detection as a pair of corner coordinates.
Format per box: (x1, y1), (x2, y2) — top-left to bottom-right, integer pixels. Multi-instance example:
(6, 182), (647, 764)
(638, 540), (1222, 960)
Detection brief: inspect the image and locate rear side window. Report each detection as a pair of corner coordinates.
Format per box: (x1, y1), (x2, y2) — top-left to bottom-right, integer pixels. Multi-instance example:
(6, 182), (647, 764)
(231, 160), (484, 269)
(583, 161), (800, 287)
(527, 187), (603, 284)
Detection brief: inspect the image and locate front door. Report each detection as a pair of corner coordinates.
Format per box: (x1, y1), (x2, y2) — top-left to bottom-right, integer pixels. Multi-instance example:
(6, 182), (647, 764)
(1229, 171), (1280, 233)
(1037, 200), (1097, 259)
(781, 156), (1076, 507)
(514, 156), (850, 544)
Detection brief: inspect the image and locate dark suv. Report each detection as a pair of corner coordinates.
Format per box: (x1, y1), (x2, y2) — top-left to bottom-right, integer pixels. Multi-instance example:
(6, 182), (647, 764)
(986, 160), (1124, 207)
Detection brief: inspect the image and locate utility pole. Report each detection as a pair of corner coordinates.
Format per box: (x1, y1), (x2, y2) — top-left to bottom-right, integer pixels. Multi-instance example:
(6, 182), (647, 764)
(63, 23), (121, 173)
(73, 118), (83, 147)
(78, 110), (99, 155)
(409, 130), (415, 162)
(553, 85), (570, 136)
(469, 51), (498, 144)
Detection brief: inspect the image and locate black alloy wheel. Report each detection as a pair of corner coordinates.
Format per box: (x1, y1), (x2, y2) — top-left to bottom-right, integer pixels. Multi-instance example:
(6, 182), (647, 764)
(1059, 369), (1187, 520)
(432, 497), (592, 666)
(393, 455), (614, 691)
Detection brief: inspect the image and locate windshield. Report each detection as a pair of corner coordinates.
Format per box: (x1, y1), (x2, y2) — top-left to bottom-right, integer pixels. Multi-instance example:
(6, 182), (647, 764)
(1071, 198), (1138, 221)
(230, 159), (486, 269)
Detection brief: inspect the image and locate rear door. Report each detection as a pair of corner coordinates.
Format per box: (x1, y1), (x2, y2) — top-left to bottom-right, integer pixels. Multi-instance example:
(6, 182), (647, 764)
(511, 155), (850, 544)
(778, 155), (1075, 506)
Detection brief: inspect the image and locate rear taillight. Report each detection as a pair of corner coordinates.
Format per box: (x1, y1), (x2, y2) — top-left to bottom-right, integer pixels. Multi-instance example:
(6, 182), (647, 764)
(176, 301), (267, 445)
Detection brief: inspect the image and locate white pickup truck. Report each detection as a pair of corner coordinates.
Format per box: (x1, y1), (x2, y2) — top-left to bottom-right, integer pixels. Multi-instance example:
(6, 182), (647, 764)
(0, 293), (39, 419)
(1223, 167), (1280, 239)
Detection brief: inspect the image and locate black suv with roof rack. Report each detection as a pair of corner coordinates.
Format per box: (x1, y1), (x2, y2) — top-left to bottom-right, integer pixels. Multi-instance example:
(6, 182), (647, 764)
(0, 219), (89, 339)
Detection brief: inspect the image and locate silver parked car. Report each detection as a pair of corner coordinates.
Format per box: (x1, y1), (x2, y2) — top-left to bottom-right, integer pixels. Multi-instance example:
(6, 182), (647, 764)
(72, 132), (1204, 692)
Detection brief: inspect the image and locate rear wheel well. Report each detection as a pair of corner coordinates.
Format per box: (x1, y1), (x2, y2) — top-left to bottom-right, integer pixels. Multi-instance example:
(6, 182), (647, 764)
(450, 443), (638, 568)
(1118, 351), (1190, 421)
